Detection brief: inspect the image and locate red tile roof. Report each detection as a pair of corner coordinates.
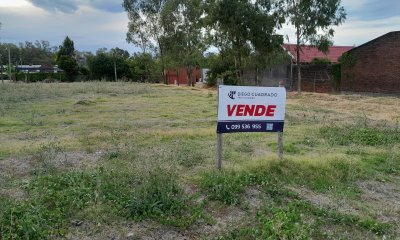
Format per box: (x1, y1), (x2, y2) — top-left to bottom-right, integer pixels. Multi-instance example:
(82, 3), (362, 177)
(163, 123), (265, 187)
(283, 44), (354, 63)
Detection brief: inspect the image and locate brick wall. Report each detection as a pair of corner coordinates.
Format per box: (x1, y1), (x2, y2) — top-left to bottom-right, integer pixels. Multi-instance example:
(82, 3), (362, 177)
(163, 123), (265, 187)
(243, 64), (334, 93)
(165, 68), (201, 85)
(341, 32), (400, 94)
(291, 65), (333, 93)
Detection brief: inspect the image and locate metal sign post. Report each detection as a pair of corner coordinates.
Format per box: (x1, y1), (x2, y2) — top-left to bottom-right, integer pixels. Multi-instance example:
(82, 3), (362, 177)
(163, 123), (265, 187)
(217, 133), (222, 170)
(216, 78), (223, 170)
(278, 81), (285, 160)
(216, 84), (287, 169)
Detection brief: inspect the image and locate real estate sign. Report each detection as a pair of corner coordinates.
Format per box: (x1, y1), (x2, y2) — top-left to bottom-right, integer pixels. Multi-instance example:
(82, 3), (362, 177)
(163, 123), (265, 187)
(217, 85), (286, 133)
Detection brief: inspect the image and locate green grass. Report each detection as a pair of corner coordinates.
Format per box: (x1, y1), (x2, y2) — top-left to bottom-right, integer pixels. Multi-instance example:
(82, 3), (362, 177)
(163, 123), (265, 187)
(1, 82), (400, 239)
(320, 125), (400, 146)
(216, 188), (390, 240)
(0, 167), (204, 239)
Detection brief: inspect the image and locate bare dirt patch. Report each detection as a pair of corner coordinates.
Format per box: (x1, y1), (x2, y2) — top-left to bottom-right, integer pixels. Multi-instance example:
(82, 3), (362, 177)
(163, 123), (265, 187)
(0, 151), (103, 200)
(0, 151), (103, 178)
(65, 206), (248, 240)
(289, 186), (360, 216)
(358, 181), (400, 224)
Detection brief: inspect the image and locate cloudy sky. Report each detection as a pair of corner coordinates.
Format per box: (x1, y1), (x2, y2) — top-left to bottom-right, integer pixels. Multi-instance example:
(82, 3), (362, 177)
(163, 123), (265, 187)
(0, 0), (399, 54)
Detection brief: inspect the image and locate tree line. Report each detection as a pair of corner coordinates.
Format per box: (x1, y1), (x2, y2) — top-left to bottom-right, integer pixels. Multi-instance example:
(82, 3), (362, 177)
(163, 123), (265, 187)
(0, 37), (163, 83)
(1, 0), (346, 90)
(123, 0), (346, 90)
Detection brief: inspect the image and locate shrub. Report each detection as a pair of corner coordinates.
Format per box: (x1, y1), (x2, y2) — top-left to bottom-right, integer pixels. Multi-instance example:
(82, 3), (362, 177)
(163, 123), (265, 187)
(311, 57), (331, 65)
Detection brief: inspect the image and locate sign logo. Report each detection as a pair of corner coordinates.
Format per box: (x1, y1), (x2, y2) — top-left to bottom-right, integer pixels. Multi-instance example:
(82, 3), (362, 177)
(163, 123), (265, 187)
(228, 91), (236, 100)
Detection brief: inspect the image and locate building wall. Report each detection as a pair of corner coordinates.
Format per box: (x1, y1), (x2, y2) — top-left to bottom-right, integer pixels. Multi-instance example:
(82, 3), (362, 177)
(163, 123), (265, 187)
(341, 32), (400, 94)
(242, 63), (291, 88)
(165, 68), (201, 85)
(291, 65), (333, 93)
(243, 64), (334, 93)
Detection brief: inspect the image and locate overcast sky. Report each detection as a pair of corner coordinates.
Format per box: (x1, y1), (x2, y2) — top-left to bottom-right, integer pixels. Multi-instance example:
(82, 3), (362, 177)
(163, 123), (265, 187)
(0, 0), (399, 54)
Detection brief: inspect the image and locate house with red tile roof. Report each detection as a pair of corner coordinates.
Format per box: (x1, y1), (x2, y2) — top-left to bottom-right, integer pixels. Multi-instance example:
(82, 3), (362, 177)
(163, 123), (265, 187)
(242, 44), (353, 92)
(282, 44), (353, 92)
(282, 44), (354, 64)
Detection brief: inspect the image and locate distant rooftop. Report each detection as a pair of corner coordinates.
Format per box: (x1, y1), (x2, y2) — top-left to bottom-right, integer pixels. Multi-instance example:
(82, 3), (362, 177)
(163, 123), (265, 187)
(283, 44), (354, 63)
(346, 31), (400, 53)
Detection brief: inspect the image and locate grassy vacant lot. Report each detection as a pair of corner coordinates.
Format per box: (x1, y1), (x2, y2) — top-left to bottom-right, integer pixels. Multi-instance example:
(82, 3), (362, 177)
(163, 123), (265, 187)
(0, 82), (399, 239)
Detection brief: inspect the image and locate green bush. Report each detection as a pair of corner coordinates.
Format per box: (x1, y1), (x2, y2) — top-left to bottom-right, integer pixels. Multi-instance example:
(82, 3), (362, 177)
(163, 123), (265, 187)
(311, 57), (331, 65)
(206, 58), (238, 87)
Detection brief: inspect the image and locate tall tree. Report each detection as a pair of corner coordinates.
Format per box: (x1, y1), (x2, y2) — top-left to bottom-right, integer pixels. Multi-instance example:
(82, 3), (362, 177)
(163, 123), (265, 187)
(123, 0), (169, 55)
(56, 36), (78, 81)
(87, 48), (130, 81)
(128, 53), (160, 82)
(205, 0), (283, 84)
(277, 0), (346, 93)
(161, 0), (206, 86)
(57, 37), (75, 59)
(18, 40), (56, 65)
(123, 0), (170, 82)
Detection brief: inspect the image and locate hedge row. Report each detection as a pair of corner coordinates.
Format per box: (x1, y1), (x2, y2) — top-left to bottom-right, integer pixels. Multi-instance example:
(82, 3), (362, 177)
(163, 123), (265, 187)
(15, 72), (69, 82)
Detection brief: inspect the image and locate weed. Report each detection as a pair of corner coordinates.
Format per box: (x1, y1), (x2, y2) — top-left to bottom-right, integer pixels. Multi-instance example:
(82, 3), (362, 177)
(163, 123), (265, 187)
(200, 171), (244, 205)
(258, 202), (312, 239)
(283, 143), (301, 154)
(217, 190), (390, 239)
(173, 142), (205, 167)
(0, 166), (204, 238)
(29, 140), (64, 175)
(268, 142), (301, 154)
(126, 168), (203, 227)
(24, 110), (44, 126)
(104, 150), (123, 160)
(302, 136), (319, 147)
(74, 99), (95, 106)
(345, 147), (366, 155)
(0, 172), (99, 239)
(362, 151), (400, 175)
(235, 141), (254, 154)
(34, 140), (63, 162)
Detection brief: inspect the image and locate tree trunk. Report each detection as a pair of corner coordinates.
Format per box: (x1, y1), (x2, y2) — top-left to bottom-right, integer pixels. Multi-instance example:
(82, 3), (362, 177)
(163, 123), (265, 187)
(157, 37), (167, 85)
(296, 28), (302, 93)
(256, 66), (259, 86)
(177, 69), (180, 86)
(187, 66), (194, 87)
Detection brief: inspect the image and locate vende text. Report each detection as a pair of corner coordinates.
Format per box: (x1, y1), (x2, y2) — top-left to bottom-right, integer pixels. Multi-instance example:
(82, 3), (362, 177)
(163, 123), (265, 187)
(227, 104), (276, 117)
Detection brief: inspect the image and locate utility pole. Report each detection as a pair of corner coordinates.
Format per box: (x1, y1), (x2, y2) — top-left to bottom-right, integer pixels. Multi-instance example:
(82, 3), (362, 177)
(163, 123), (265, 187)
(0, 54), (3, 84)
(114, 59), (117, 81)
(113, 53), (117, 82)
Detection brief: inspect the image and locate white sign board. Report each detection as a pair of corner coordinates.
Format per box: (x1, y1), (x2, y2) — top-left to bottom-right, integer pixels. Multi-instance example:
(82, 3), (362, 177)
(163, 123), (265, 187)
(217, 85), (286, 133)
